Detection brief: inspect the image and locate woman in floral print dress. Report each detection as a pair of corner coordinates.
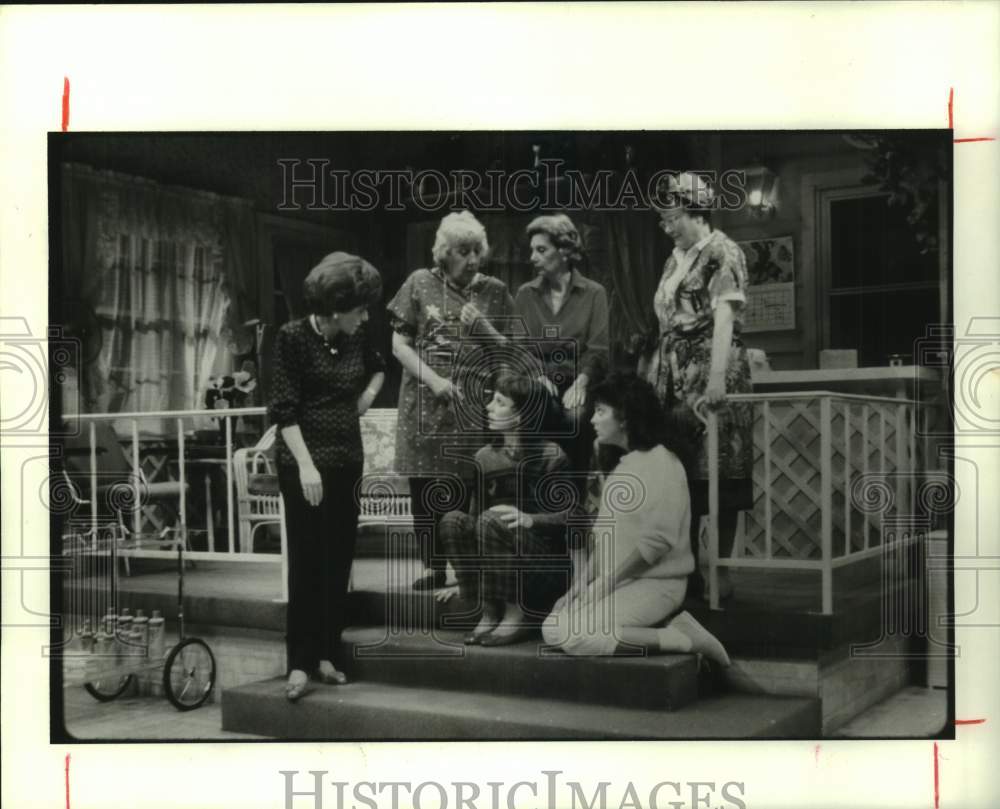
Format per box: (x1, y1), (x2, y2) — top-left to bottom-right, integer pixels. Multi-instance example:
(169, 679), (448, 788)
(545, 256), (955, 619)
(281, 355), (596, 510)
(643, 173), (754, 601)
(388, 211), (515, 590)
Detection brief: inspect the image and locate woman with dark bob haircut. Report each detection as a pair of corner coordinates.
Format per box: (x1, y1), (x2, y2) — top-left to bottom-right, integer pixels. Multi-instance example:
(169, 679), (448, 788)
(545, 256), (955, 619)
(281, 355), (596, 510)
(268, 252), (386, 700)
(438, 372), (586, 646)
(542, 372), (730, 666)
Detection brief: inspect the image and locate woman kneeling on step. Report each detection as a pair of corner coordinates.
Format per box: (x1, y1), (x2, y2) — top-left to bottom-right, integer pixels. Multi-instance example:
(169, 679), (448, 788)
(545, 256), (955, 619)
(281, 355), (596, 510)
(541, 373), (730, 667)
(438, 372), (587, 646)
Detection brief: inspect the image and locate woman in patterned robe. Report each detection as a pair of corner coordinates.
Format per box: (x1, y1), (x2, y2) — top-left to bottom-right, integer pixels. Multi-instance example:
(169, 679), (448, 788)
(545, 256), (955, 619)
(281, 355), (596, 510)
(387, 211), (515, 590)
(643, 173), (754, 601)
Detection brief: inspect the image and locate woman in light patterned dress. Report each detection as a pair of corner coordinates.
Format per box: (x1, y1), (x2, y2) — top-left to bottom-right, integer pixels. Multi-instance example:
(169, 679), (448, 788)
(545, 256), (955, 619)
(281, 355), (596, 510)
(388, 211), (515, 590)
(642, 173), (754, 601)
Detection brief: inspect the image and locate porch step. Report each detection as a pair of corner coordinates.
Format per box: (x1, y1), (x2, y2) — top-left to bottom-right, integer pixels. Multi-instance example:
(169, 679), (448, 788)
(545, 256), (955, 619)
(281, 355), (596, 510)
(685, 569), (925, 659)
(340, 627), (699, 711)
(103, 568), (285, 633)
(221, 679), (820, 740)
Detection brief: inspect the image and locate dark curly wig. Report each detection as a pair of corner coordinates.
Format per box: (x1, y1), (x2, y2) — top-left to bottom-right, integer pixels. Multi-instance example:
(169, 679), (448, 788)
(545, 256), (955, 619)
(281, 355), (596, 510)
(302, 252), (383, 316)
(589, 372), (698, 472)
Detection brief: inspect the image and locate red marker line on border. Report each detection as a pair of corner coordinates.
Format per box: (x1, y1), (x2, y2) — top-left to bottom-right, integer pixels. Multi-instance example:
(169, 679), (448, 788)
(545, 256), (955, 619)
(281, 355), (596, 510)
(949, 88), (996, 143)
(955, 718), (987, 725)
(65, 753), (71, 809)
(61, 77), (70, 132)
(933, 742), (940, 809)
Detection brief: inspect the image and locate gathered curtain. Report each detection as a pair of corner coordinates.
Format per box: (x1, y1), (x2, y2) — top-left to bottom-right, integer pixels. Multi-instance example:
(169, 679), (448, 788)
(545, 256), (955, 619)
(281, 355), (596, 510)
(599, 211), (664, 367)
(60, 164), (258, 432)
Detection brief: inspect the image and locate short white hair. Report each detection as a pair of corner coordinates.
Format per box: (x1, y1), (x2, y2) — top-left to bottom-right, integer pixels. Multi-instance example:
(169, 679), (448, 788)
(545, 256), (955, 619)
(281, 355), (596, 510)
(431, 210), (489, 266)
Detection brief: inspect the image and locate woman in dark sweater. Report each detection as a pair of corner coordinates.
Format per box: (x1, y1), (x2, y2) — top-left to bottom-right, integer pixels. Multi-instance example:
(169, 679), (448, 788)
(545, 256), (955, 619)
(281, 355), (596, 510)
(439, 372), (586, 646)
(268, 252), (386, 701)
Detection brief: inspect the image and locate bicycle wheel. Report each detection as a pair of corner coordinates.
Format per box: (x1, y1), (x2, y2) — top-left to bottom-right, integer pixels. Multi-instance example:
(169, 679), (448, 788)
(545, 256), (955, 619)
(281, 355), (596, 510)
(84, 674), (134, 702)
(162, 637), (216, 711)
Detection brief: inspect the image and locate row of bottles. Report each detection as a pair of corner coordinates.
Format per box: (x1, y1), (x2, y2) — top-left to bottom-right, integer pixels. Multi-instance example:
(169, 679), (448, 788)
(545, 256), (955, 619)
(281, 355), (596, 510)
(78, 608), (166, 662)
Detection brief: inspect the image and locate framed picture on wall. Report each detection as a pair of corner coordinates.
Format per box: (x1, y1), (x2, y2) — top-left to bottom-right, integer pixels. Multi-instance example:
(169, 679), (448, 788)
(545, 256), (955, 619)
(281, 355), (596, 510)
(738, 235), (796, 332)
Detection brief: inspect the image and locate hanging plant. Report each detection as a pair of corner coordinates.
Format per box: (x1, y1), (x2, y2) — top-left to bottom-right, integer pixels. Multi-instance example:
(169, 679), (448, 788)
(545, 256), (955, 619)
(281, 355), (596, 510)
(856, 134), (950, 255)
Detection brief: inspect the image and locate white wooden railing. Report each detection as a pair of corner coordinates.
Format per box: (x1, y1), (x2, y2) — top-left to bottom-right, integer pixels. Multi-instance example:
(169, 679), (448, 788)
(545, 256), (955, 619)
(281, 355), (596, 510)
(59, 406), (407, 606)
(60, 406), (274, 563)
(702, 391), (925, 614)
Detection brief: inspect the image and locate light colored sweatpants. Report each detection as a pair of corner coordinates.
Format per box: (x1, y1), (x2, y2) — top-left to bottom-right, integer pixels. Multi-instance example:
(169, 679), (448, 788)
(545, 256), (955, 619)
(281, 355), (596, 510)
(541, 577), (687, 656)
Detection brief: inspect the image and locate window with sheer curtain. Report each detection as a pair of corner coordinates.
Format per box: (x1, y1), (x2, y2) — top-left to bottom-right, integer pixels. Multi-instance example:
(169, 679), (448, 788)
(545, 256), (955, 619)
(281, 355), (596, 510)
(60, 164), (258, 433)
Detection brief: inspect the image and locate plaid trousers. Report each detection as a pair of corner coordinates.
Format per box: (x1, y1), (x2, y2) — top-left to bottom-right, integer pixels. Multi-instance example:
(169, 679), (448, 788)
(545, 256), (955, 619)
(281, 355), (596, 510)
(439, 509), (571, 614)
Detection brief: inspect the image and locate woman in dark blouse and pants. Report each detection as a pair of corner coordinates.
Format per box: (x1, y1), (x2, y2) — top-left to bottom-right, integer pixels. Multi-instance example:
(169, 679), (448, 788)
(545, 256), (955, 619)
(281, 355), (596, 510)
(268, 252), (386, 701)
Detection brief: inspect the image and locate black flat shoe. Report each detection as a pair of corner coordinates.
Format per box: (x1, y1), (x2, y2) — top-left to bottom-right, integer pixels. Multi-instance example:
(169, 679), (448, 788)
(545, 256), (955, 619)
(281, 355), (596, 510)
(463, 629), (494, 645)
(413, 570), (447, 591)
(478, 625), (535, 647)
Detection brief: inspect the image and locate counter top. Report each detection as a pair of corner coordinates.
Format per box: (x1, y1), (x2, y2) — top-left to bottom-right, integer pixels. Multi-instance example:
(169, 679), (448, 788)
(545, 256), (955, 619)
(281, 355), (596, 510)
(751, 366), (941, 396)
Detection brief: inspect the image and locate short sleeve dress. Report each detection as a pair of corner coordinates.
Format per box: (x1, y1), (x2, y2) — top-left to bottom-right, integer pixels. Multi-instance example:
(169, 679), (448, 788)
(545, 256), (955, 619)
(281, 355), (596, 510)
(645, 230), (754, 511)
(387, 267), (515, 480)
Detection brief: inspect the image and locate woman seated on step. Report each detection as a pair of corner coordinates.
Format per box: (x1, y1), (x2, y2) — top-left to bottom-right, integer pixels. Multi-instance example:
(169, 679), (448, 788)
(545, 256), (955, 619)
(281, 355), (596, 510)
(438, 372), (587, 646)
(541, 372), (730, 666)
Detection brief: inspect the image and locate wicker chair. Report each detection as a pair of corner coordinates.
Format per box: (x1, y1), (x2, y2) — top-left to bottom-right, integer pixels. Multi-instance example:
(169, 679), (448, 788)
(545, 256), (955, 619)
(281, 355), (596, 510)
(232, 425), (283, 553)
(358, 408), (412, 527)
(233, 410), (413, 553)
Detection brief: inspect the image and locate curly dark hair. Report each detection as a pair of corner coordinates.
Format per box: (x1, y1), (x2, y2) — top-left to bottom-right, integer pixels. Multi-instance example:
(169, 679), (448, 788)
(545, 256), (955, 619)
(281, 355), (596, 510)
(590, 372), (698, 470)
(302, 252), (383, 316)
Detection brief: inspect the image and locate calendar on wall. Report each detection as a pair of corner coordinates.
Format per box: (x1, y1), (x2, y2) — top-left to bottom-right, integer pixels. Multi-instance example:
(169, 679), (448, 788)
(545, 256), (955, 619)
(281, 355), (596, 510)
(738, 236), (796, 333)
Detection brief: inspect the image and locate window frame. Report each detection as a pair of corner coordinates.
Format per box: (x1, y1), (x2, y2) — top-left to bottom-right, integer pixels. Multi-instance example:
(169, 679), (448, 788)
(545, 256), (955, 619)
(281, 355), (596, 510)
(802, 166), (947, 368)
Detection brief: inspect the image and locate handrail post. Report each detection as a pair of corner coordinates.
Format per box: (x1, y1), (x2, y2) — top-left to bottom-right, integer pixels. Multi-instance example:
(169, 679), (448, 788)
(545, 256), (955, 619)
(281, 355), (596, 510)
(226, 415), (235, 554)
(895, 402), (907, 516)
(909, 404), (918, 518)
(862, 404), (870, 548)
(130, 419), (141, 539)
(88, 421), (98, 541)
(843, 402), (851, 556)
(707, 410), (720, 611)
(176, 418), (187, 537)
(763, 401), (772, 559)
(820, 396), (833, 615)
